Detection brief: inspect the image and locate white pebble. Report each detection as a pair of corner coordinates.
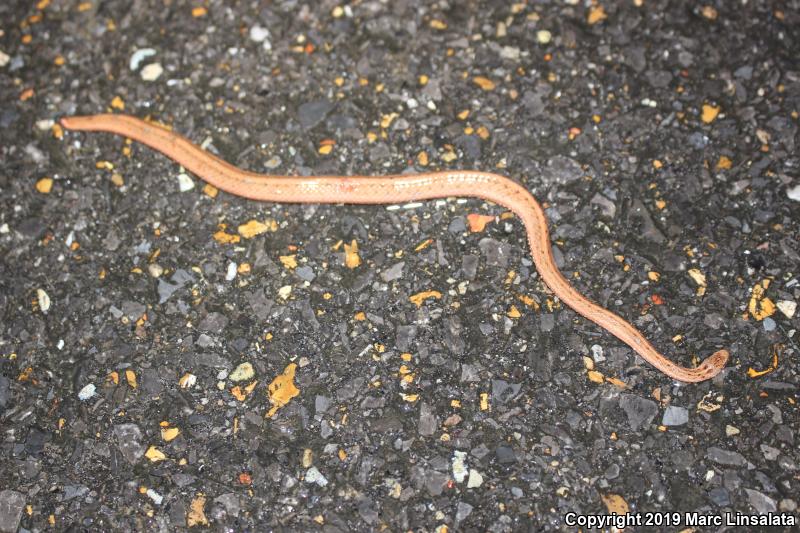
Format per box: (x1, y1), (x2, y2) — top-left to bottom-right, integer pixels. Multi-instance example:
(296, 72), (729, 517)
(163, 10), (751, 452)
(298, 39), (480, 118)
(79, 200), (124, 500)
(225, 262), (237, 281)
(278, 285), (292, 300)
(0, 223), (8, 234)
(536, 30), (552, 44)
(452, 451), (468, 483)
(145, 488), (163, 505)
(467, 469), (483, 488)
(129, 48), (156, 71)
(230, 362), (255, 382)
(36, 119), (54, 131)
(249, 25), (270, 43)
(37, 289), (51, 313)
(406, 98), (418, 109)
(305, 467), (328, 486)
(0, 50), (9, 68)
(78, 383), (96, 401)
(777, 300), (797, 318)
(176, 172), (194, 192)
(787, 184), (800, 202)
(140, 62), (163, 81)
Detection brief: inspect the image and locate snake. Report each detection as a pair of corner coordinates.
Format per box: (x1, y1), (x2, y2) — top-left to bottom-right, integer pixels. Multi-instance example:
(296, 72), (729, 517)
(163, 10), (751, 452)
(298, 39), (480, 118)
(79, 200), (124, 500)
(59, 114), (729, 382)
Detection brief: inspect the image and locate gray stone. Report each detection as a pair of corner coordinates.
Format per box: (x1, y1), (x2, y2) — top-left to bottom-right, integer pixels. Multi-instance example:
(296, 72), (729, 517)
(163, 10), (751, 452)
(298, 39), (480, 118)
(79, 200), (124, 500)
(113, 423), (145, 464)
(456, 501), (473, 522)
(619, 394), (658, 431)
(662, 406), (689, 426)
(707, 447), (747, 467)
(380, 261), (405, 282)
(297, 100), (334, 129)
(0, 490), (25, 533)
(418, 402), (438, 436)
(744, 489), (776, 514)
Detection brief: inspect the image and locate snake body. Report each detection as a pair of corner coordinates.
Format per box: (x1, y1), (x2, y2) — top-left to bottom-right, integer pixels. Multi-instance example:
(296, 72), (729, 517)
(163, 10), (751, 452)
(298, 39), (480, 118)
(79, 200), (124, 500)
(60, 114), (729, 382)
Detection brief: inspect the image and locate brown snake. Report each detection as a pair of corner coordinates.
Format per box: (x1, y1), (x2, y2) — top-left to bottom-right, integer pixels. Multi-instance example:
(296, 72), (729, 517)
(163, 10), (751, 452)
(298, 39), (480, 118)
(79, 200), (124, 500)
(60, 114), (729, 382)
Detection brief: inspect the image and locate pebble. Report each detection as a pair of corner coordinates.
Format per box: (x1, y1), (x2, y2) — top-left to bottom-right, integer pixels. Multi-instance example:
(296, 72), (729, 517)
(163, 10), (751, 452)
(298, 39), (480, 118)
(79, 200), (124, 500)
(129, 48), (156, 70)
(591, 344), (606, 362)
(0, 490), (25, 533)
(177, 172), (194, 191)
(36, 288), (50, 313)
(249, 25), (270, 43)
(140, 62), (164, 81)
(744, 489), (776, 513)
(225, 262), (237, 281)
(418, 402), (438, 436)
(777, 300), (796, 318)
(786, 184), (800, 202)
(305, 467), (328, 487)
(706, 446), (747, 467)
(380, 262), (405, 282)
(467, 469), (483, 488)
(762, 317), (776, 331)
(536, 30), (552, 44)
(619, 394), (658, 431)
(297, 100), (334, 130)
(725, 425), (740, 436)
(77, 383), (96, 401)
(229, 362), (255, 382)
(452, 451), (468, 483)
(145, 488), (163, 505)
(456, 501), (473, 522)
(113, 424), (145, 464)
(662, 406), (689, 426)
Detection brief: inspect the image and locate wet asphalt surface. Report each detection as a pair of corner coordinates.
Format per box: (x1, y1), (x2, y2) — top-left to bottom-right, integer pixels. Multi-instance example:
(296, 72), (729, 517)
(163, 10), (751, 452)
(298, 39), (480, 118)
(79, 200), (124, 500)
(1, 1), (799, 531)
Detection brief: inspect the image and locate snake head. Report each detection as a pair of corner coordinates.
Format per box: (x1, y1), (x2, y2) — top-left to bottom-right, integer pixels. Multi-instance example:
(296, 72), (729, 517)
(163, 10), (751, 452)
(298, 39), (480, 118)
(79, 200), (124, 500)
(696, 349), (730, 380)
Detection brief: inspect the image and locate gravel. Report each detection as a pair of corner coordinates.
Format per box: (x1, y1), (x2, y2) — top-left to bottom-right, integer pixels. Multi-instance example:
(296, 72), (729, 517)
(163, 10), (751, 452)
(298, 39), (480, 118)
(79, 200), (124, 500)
(1, 0), (798, 530)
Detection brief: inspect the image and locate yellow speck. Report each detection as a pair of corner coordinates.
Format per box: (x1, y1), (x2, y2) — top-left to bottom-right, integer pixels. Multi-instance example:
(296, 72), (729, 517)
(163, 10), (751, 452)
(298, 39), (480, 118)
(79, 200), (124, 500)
(648, 271), (661, 282)
(507, 305), (521, 319)
(480, 392), (489, 411)
(125, 369), (137, 388)
(77, 2), (92, 12)
(409, 290), (442, 307)
(457, 109), (470, 120)
(716, 155), (732, 170)
(110, 95), (125, 110)
(331, 6), (344, 18)
(54, 55), (65, 66)
(701, 104), (720, 123)
(36, 177), (53, 194)
(191, 6), (207, 17)
(354, 311), (366, 321)
(380, 112), (398, 129)
(430, 19), (447, 30)
(344, 240), (361, 268)
(238, 219), (275, 239)
(652, 160), (663, 169)
(472, 76), (496, 91)
(417, 151), (429, 166)
(419, 74), (429, 85)
(267, 363), (300, 418)
(587, 370), (604, 383)
(161, 426), (180, 442)
(279, 255), (297, 270)
(587, 5), (607, 25)
(145, 446), (166, 462)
